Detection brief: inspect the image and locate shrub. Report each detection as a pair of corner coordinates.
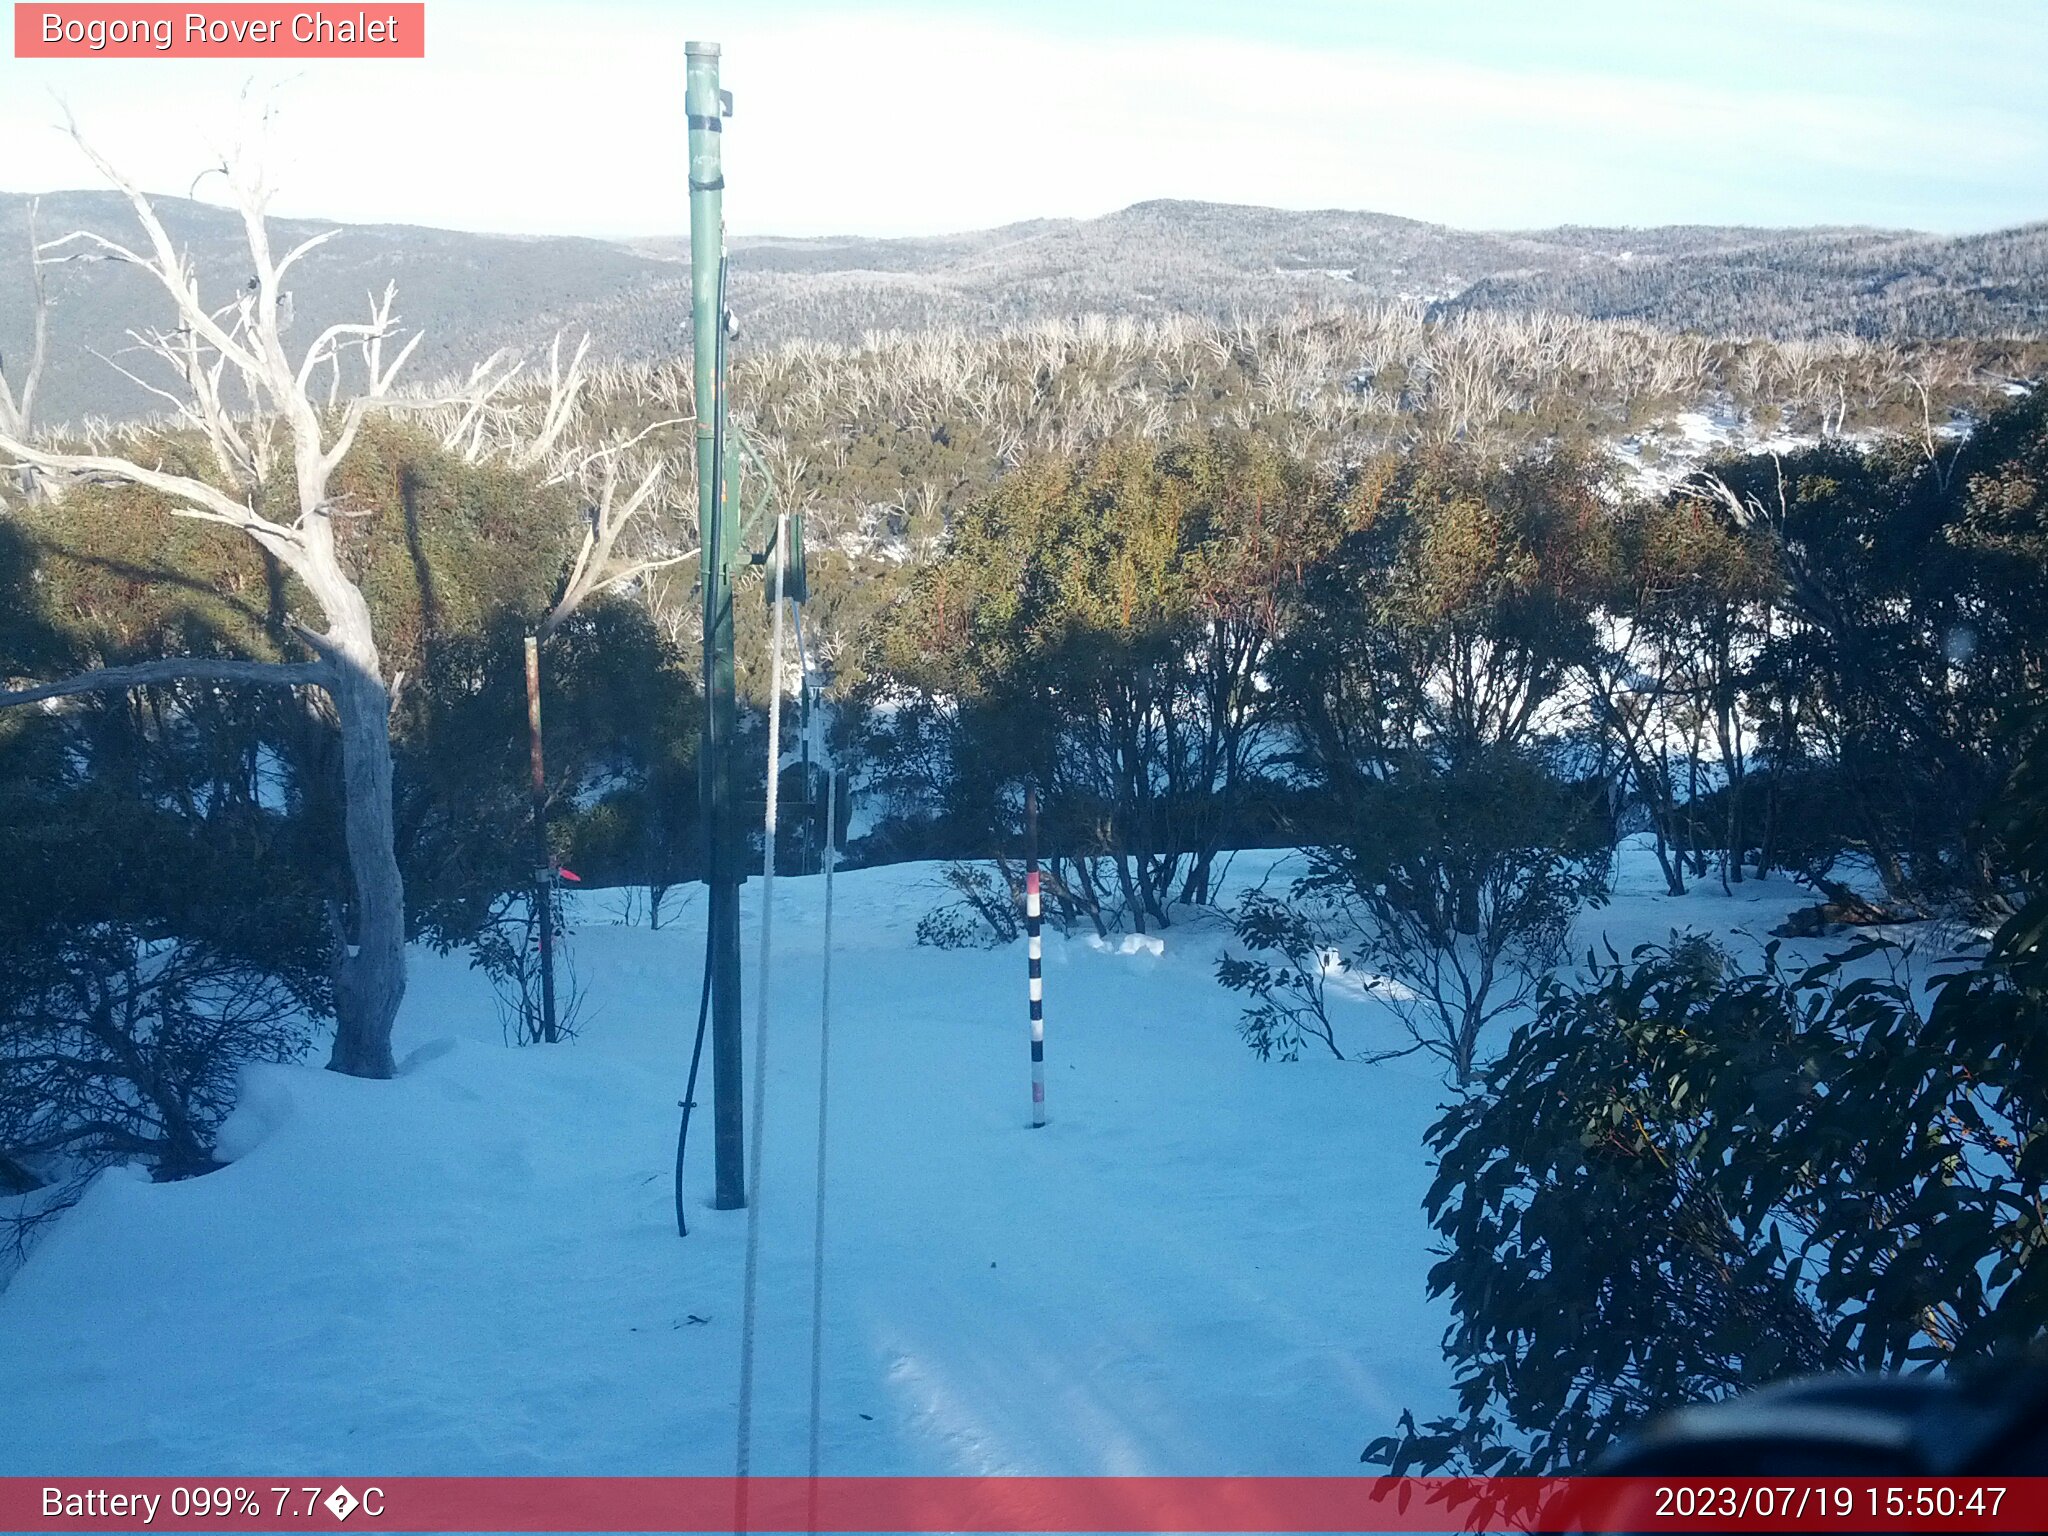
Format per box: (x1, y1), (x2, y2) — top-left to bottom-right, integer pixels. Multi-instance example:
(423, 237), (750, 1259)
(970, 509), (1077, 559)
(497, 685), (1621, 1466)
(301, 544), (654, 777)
(1216, 889), (1347, 1062)
(916, 862), (1023, 950)
(1224, 753), (1609, 1085)
(1, 923), (318, 1255)
(1367, 926), (2047, 1474)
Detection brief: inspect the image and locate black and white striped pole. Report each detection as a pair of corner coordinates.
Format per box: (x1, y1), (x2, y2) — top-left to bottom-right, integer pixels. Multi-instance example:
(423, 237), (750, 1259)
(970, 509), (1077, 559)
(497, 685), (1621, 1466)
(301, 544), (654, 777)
(1026, 786), (1046, 1128)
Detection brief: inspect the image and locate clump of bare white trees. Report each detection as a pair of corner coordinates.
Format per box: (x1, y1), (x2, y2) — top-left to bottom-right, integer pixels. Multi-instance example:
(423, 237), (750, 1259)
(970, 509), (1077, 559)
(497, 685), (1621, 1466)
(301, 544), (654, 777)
(404, 331), (700, 637)
(733, 306), (1977, 455)
(534, 306), (2007, 574)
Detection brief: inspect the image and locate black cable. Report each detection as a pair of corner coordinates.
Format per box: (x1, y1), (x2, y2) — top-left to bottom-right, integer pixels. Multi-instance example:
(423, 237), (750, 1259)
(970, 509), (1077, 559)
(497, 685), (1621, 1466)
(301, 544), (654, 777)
(674, 936), (713, 1237)
(675, 251), (732, 1239)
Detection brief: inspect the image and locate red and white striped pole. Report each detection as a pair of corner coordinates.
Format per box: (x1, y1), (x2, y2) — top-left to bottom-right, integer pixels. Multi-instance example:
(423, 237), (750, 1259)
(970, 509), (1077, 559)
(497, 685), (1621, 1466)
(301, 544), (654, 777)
(1026, 786), (1046, 1128)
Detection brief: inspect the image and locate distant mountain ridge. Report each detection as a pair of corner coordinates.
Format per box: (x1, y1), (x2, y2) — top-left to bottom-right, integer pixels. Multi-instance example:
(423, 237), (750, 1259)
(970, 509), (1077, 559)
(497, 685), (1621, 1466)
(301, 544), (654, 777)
(2, 192), (2043, 425)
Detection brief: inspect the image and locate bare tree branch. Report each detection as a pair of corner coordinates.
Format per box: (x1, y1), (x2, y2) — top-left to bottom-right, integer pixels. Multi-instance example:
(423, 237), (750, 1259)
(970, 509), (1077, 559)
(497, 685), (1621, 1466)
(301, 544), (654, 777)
(0, 197), (51, 438)
(42, 119), (266, 383)
(516, 333), (591, 469)
(539, 438), (696, 637)
(0, 657), (330, 709)
(0, 436), (301, 547)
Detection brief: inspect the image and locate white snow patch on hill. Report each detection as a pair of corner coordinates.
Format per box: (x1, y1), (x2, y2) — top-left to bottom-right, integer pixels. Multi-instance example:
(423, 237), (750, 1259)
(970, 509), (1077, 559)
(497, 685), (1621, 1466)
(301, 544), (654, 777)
(1607, 399), (1827, 497)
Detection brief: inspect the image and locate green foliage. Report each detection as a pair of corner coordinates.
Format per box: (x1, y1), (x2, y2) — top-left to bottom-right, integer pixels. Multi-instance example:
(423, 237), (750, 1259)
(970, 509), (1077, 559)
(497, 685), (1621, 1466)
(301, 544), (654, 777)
(1374, 889), (2048, 1472)
(321, 419), (582, 675)
(0, 668), (330, 1198)
(3, 419), (574, 679)
(1249, 445), (1622, 1082)
(1277, 445), (1608, 778)
(1, 413), (697, 952)
(0, 420), (690, 1155)
(1215, 890), (1346, 1062)
(1715, 399), (2048, 904)
(0, 666), (336, 1012)
(1223, 752), (1611, 1084)
(396, 599), (700, 950)
(1365, 698), (2048, 1477)
(863, 428), (1343, 929)
(1580, 486), (1779, 895)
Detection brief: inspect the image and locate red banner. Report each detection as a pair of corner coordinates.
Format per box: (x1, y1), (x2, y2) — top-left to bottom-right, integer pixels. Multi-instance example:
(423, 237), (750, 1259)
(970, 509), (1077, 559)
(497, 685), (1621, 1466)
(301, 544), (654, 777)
(13, 5), (425, 58)
(4, 1477), (2046, 1532)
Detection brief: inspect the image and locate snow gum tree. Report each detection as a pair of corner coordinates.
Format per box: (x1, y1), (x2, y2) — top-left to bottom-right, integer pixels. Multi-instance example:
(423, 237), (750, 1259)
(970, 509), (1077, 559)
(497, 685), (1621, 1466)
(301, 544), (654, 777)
(862, 429), (1343, 931)
(0, 132), (445, 1079)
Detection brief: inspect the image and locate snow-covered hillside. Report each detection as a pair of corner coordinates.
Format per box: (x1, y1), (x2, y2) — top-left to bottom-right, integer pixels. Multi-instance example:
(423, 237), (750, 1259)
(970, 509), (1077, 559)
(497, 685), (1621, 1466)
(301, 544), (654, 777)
(0, 844), (1838, 1477)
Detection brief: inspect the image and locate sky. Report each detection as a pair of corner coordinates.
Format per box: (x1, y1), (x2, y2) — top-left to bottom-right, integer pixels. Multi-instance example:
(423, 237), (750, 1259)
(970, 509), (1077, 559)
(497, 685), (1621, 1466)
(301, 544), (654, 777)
(0, 0), (2043, 239)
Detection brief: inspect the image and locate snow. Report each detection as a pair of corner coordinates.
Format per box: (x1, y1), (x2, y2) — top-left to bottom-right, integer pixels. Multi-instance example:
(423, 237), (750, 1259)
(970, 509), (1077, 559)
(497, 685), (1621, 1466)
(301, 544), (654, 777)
(1605, 398), (1831, 497)
(1085, 931), (1166, 958)
(0, 841), (1833, 1477)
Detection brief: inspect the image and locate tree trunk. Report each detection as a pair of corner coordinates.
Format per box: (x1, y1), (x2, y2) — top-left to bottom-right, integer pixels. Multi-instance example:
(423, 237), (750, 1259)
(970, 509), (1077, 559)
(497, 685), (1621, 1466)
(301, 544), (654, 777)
(1648, 809), (1687, 897)
(324, 619), (406, 1080)
(1114, 850), (1145, 935)
(1755, 775), (1781, 881)
(1454, 878), (1481, 937)
(1453, 1006), (1480, 1088)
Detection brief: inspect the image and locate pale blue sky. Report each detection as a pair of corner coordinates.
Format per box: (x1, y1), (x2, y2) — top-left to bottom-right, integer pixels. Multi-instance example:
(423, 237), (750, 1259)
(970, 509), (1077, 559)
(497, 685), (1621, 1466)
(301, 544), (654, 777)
(1, 0), (2041, 236)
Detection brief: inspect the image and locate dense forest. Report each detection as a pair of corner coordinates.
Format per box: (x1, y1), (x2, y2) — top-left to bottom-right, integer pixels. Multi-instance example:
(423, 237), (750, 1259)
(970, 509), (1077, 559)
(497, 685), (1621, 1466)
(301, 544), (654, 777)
(1437, 219), (2048, 339)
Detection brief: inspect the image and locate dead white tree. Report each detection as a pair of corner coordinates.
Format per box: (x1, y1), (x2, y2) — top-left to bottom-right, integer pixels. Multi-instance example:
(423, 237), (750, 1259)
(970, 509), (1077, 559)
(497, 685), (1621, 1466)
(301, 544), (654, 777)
(1902, 358), (1965, 492)
(518, 332), (592, 470)
(536, 416), (693, 637)
(431, 347), (524, 463)
(0, 129), (435, 1079)
(0, 197), (50, 441)
(407, 335), (695, 639)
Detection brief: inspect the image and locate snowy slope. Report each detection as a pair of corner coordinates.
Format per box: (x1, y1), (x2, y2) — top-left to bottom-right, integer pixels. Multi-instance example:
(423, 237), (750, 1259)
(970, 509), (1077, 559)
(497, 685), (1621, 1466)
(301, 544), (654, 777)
(0, 845), (1829, 1477)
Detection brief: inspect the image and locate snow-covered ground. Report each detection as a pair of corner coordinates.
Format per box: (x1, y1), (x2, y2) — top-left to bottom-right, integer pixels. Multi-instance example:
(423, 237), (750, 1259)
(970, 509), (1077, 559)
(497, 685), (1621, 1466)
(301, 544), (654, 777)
(0, 842), (1836, 1477)
(1607, 401), (1827, 497)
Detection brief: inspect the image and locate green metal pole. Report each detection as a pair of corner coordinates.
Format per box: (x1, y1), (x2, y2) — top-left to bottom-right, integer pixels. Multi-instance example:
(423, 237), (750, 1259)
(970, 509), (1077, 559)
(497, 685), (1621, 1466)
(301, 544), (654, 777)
(687, 39), (746, 1212)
